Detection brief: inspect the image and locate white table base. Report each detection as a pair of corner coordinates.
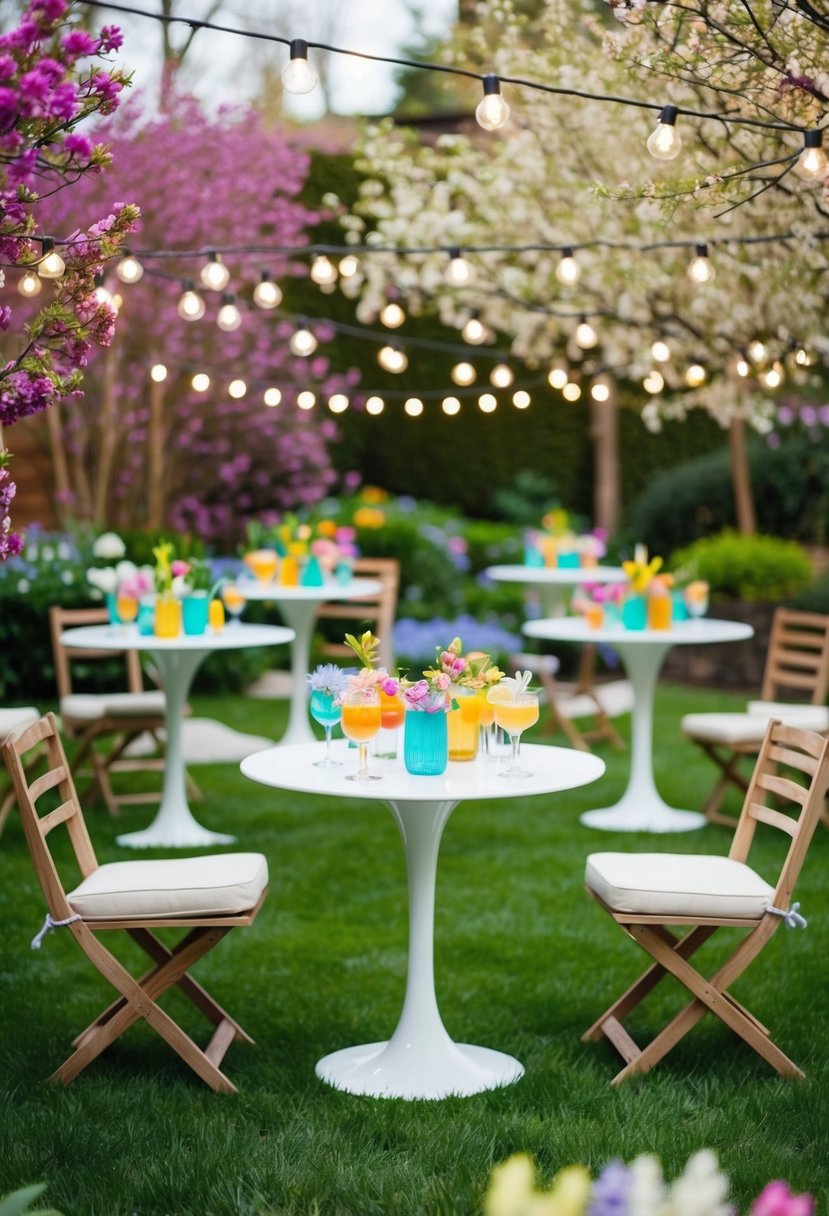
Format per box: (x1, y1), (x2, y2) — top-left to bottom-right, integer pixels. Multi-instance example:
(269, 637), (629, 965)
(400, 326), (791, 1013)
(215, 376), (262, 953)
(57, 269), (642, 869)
(270, 598), (318, 747)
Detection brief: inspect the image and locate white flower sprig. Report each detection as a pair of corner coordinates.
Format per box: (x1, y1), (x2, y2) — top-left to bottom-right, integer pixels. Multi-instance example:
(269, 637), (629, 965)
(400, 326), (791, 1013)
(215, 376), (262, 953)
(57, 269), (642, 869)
(501, 670), (536, 698)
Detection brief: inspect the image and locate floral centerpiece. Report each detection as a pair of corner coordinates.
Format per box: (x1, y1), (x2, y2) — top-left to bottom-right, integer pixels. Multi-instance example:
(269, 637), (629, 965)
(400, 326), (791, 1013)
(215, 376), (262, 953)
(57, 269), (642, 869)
(483, 1148), (813, 1216)
(622, 544), (664, 595)
(152, 541), (191, 600)
(525, 510), (607, 569)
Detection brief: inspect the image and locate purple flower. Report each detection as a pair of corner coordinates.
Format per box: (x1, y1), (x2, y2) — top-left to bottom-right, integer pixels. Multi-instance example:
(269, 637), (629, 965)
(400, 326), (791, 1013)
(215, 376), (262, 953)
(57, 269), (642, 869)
(64, 131), (92, 158)
(588, 1160), (632, 1216)
(62, 30), (98, 59)
(98, 25), (124, 52)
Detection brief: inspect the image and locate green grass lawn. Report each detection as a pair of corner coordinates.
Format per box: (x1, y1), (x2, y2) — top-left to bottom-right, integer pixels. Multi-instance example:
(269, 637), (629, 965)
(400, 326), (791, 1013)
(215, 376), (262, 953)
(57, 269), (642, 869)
(2, 683), (828, 1215)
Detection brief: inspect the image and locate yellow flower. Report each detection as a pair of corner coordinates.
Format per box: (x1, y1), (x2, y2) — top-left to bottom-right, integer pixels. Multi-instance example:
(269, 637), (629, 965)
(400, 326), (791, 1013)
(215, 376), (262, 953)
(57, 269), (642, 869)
(353, 506), (386, 529)
(623, 554), (663, 594)
(360, 485), (388, 504)
(317, 519), (337, 538)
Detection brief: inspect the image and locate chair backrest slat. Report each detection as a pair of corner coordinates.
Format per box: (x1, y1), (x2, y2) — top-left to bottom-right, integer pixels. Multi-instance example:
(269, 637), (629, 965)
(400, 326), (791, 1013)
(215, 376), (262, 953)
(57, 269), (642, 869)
(760, 608), (829, 705)
(747, 804), (798, 836)
(29, 764), (70, 803)
(49, 605), (146, 699)
(755, 771), (809, 806)
(40, 800), (80, 835)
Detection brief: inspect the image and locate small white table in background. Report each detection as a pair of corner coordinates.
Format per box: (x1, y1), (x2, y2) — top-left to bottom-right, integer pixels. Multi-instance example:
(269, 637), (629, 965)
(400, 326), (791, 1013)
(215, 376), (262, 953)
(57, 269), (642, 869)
(241, 741), (605, 1100)
(238, 579), (382, 746)
(485, 564), (627, 617)
(60, 623), (294, 849)
(523, 616), (754, 833)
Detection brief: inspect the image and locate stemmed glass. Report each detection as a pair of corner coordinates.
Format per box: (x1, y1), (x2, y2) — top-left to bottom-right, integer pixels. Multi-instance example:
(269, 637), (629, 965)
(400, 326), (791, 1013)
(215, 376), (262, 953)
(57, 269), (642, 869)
(115, 593), (139, 632)
(341, 685), (382, 782)
(477, 688), (499, 761)
(221, 582), (246, 626)
(684, 580), (709, 623)
(487, 684), (539, 778)
(309, 689), (343, 768)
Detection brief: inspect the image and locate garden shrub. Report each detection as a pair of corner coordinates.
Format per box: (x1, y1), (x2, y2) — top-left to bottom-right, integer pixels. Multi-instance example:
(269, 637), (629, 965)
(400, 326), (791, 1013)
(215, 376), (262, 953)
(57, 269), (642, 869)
(669, 530), (813, 601)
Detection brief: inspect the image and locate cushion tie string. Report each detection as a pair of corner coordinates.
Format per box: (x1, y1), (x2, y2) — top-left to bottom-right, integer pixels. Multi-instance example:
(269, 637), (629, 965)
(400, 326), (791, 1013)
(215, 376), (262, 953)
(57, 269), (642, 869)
(766, 902), (807, 929)
(31, 912), (82, 950)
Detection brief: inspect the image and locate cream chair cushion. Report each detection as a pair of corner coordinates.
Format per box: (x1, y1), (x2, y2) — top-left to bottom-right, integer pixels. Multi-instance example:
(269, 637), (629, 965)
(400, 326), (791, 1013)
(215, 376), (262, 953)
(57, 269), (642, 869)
(60, 691), (166, 721)
(745, 701), (829, 730)
(0, 707), (39, 739)
(683, 701), (829, 745)
(68, 852), (268, 919)
(585, 851), (775, 920)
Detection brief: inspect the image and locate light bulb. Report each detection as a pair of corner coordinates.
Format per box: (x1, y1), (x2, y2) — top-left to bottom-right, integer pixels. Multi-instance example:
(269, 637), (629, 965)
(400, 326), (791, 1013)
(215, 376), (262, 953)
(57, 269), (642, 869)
(643, 369), (664, 394)
(264, 387), (282, 407)
(282, 39), (318, 94)
(445, 248), (474, 286)
(327, 393), (348, 412)
(116, 253), (143, 284)
(366, 395), (385, 415)
(512, 390), (531, 409)
(378, 344), (408, 373)
(442, 396), (461, 415)
(794, 130), (828, 182)
(338, 254), (359, 278)
(651, 339), (671, 363)
(192, 373), (211, 392)
(478, 393), (497, 413)
(404, 397), (424, 417)
(379, 301), (406, 328)
(290, 326), (318, 357)
(451, 361), (476, 386)
(475, 75), (510, 131)
(646, 104), (682, 161)
(685, 362), (707, 387)
(217, 293), (242, 332)
(18, 269), (42, 297)
(590, 380), (610, 402)
(562, 382), (582, 401)
(575, 318), (598, 349)
(748, 339), (766, 363)
(297, 390), (316, 410)
(94, 276), (114, 307)
(150, 363), (167, 383)
(735, 357), (750, 378)
(490, 363), (514, 388)
(556, 248), (581, 286)
(548, 361), (569, 390)
(228, 379), (247, 398)
(177, 281), (205, 321)
(37, 238), (65, 278)
(760, 361), (784, 389)
(794, 347), (813, 367)
(200, 252), (229, 291)
(253, 272), (282, 309)
(462, 316), (488, 344)
(310, 254), (337, 286)
(688, 243), (714, 284)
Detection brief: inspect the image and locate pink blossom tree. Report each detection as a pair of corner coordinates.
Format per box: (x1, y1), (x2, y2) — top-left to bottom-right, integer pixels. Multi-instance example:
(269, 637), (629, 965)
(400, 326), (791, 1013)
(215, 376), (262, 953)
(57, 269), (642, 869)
(0, 0), (136, 558)
(24, 94), (356, 547)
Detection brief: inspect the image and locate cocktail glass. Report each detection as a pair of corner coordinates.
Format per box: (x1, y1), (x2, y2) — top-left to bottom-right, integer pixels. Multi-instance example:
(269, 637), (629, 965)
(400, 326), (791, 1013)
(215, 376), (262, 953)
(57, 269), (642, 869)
(684, 580), (709, 621)
(476, 688), (498, 760)
(487, 685), (540, 778)
(376, 688), (405, 759)
(221, 583), (246, 626)
(341, 686), (382, 782)
(309, 690), (343, 768)
(244, 548), (278, 585)
(115, 594), (139, 632)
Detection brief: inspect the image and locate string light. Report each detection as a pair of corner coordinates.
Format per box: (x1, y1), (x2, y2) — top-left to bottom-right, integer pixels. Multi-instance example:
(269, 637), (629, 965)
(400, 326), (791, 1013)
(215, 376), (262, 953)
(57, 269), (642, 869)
(646, 104), (682, 161)
(445, 248), (474, 287)
(760, 360), (784, 389)
(404, 397), (424, 417)
(562, 381), (582, 401)
(442, 395), (461, 415)
(18, 269), (42, 297)
(310, 254), (337, 286)
(547, 361), (569, 389)
(687, 242), (714, 284)
(297, 390), (316, 409)
(555, 248), (581, 286)
(253, 270), (282, 309)
(462, 315), (489, 344)
(263, 387), (282, 406)
(282, 38), (318, 94)
(651, 339), (671, 363)
(490, 363), (514, 387)
(451, 361), (476, 386)
(643, 369), (664, 394)
(328, 393), (349, 413)
(150, 363), (167, 383)
(216, 292), (242, 332)
(338, 254), (359, 278)
(794, 347), (814, 367)
(794, 130), (828, 182)
(475, 74), (510, 131)
(191, 372), (211, 391)
(37, 237), (65, 279)
(478, 393), (497, 412)
(379, 300), (406, 328)
(590, 379), (610, 402)
(365, 395), (385, 415)
(748, 339), (766, 362)
(200, 251), (230, 291)
(512, 390), (531, 408)
(575, 317), (598, 349)
(734, 354), (750, 377)
(290, 323), (318, 356)
(378, 344), (408, 372)
(228, 378), (247, 398)
(685, 362), (707, 387)
(177, 280), (206, 321)
(116, 252), (144, 283)
(93, 272), (115, 309)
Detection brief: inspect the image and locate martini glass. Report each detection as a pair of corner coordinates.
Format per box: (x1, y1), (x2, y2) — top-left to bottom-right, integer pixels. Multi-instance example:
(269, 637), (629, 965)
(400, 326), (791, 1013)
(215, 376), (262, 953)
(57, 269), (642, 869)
(309, 690), (343, 768)
(487, 685), (540, 778)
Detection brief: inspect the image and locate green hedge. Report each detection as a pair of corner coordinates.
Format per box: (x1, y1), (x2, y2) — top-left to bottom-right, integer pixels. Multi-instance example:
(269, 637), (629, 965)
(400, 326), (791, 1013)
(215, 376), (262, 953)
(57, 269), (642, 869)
(669, 530), (814, 600)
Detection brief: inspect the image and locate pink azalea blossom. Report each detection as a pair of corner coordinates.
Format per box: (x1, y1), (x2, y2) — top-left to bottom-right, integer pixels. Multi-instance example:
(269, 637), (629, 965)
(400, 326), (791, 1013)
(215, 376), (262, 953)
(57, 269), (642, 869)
(751, 1182), (814, 1216)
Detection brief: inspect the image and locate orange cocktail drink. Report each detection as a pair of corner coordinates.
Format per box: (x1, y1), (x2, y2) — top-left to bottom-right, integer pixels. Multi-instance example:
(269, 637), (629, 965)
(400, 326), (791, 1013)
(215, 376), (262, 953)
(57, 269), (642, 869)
(492, 699), (539, 735)
(341, 702), (382, 743)
(476, 691), (495, 728)
(447, 690), (480, 760)
(244, 548), (278, 584)
(379, 691), (405, 731)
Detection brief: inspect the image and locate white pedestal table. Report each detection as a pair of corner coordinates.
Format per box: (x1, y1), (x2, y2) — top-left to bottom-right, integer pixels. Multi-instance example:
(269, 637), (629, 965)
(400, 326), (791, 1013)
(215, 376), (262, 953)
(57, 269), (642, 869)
(60, 622), (294, 849)
(485, 563), (627, 618)
(524, 616), (754, 833)
(239, 578), (381, 746)
(241, 740), (605, 1100)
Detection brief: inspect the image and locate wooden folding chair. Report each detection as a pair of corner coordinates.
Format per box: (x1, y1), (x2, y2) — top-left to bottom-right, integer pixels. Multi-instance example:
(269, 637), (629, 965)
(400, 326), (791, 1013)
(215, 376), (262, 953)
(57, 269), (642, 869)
(583, 718), (829, 1084)
(314, 557), (400, 672)
(681, 607), (829, 825)
(0, 706), (40, 836)
(2, 713), (268, 1093)
(50, 605), (173, 817)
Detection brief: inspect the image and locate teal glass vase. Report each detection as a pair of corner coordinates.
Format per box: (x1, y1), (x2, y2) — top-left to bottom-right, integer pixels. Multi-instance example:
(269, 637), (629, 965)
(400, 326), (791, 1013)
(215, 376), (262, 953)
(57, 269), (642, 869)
(403, 711), (448, 776)
(622, 594), (647, 630)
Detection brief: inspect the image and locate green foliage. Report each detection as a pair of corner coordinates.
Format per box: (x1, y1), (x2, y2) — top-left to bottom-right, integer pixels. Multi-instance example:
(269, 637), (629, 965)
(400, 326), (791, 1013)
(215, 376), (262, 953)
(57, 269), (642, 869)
(490, 470), (564, 526)
(670, 530), (813, 600)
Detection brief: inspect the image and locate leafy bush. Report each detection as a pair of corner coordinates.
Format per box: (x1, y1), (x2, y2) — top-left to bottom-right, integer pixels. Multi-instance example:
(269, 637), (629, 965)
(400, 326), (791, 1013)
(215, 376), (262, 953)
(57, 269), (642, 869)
(669, 530), (814, 601)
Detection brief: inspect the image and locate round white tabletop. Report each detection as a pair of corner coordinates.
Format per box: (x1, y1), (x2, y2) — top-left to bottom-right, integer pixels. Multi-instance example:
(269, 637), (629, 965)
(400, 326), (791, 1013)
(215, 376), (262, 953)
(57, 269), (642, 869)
(232, 578), (382, 747)
(242, 740), (605, 1100)
(523, 616), (754, 833)
(485, 564), (627, 616)
(60, 622), (294, 849)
